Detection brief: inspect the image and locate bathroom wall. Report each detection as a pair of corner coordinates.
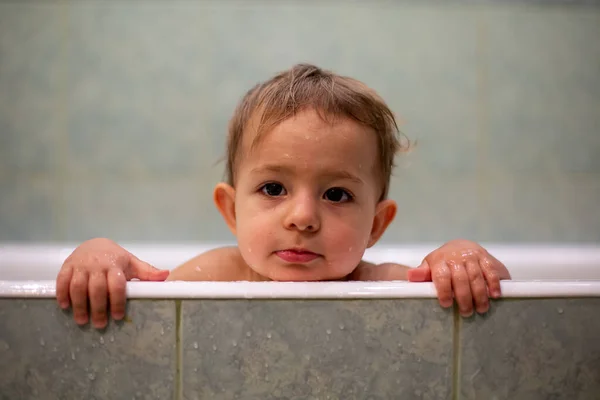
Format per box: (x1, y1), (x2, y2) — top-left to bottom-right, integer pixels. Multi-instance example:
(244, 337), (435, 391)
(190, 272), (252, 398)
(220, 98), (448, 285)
(1, 297), (599, 399)
(0, 0), (599, 243)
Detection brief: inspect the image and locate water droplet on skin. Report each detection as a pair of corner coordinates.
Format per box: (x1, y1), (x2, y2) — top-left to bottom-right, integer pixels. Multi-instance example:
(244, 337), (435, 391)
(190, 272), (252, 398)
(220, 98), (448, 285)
(39, 338), (45, 346)
(557, 308), (564, 314)
(348, 247), (353, 252)
(195, 266), (202, 272)
(266, 332), (272, 339)
(88, 373), (95, 381)
(248, 248), (252, 253)
(193, 342), (198, 349)
(99, 336), (104, 345)
(246, 331), (252, 337)
(326, 329), (332, 335)
(339, 324), (345, 330)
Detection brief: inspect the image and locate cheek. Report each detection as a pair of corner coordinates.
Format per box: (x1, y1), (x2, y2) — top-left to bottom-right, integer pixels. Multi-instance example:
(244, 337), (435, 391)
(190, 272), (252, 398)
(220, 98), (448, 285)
(235, 203), (277, 259)
(322, 212), (373, 263)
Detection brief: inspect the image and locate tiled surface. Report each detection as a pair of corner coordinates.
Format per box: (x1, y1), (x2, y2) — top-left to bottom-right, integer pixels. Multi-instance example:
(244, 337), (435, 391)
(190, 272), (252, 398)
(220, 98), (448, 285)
(66, 2), (217, 178)
(483, 174), (600, 242)
(485, 9), (600, 174)
(181, 300), (453, 400)
(0, 176), (60, 241)
(0, 2), (66, 174)
(0, 1), (598, 243)
(64, 176), (231, 242)
(459, 298), (600, 400)
(0, 2), (66, 111)
(0, 299), (176, 400)
(382, 171), (483, 242)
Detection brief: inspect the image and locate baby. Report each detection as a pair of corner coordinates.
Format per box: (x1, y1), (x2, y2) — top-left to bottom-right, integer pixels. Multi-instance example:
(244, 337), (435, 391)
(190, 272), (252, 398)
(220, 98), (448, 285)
(56, 64), (510, 329)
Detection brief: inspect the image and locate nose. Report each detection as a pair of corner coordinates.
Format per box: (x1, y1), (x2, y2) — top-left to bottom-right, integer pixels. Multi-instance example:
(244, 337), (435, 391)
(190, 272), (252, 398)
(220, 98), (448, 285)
(283, 192), (320, 233)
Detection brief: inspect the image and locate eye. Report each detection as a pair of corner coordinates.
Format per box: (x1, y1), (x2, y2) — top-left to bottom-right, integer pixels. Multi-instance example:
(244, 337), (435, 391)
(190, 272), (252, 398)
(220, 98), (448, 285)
(260, 182), (287, 197)
(324, 187), (352, 203)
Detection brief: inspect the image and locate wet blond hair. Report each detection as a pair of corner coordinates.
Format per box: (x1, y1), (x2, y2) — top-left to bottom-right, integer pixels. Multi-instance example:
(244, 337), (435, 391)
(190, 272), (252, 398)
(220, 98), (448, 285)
(225, 63), (409, 200)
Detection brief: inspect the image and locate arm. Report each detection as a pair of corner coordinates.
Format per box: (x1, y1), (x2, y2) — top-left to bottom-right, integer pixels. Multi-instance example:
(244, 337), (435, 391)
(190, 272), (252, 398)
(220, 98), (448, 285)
(350, 261), (410, 281)
(167, 246), (257, 282)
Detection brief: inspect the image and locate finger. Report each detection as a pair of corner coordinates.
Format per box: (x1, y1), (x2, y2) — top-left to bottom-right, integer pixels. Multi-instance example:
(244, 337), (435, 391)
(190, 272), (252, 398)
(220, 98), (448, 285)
(431, 260), (453, 308)
(450, 262), (474, 317)
(480, 256), (503, 298)
(69, 270), (89, 325)
(129, 256), (170, 281)
(407, 260), (432, 282)
(56, 264), (74, 309)
(88, 272), (108, 329)
(465, 259), (489, 314)
(107, 268), (127, 321)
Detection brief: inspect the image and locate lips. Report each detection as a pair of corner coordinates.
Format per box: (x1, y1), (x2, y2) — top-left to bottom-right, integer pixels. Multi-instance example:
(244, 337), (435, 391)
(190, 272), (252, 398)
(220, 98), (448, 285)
(275, 249), (320, 263)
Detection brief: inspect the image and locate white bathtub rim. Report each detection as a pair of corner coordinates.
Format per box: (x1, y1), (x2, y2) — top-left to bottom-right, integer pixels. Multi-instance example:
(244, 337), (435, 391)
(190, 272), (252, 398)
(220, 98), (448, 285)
(2, 242), (600, 281)
(1, 280), (600, 299)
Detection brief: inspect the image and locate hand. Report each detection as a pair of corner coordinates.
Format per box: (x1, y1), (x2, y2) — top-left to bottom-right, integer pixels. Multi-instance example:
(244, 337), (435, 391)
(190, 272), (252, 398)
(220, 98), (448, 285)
(407, 239), (511, 317)
(56, 238), (169, 328)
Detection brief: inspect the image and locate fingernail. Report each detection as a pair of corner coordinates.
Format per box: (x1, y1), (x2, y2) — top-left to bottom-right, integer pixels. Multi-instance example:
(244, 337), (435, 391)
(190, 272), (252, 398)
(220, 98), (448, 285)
(112, 313), (124, 321)
(492, 290), (501, 298)
(59, 302), (69, 309)
(93, 320), (107, 329)
(461, 309), (473, 317)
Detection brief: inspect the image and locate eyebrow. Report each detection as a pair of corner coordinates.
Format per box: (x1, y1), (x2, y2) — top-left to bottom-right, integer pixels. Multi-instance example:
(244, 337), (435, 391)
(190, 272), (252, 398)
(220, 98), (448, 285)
(250, 165), (364, 185)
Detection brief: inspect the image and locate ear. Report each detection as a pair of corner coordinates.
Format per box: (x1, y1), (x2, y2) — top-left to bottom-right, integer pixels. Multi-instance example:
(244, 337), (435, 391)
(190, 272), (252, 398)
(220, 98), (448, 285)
(213, 183), (237, 235)
(367, 199), (397, 248)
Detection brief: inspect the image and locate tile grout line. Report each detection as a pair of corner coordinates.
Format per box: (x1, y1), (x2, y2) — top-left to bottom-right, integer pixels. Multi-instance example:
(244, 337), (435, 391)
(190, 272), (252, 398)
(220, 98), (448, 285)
(475, 9), (490, 240)
(452, 304), (462, 400)
(55, 0), (70, 242)
(175, 300), (183, 400)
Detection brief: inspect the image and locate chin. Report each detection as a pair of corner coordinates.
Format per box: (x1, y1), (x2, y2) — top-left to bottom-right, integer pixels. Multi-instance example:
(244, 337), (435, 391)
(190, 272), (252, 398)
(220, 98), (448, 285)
(266, 268), (348, 282)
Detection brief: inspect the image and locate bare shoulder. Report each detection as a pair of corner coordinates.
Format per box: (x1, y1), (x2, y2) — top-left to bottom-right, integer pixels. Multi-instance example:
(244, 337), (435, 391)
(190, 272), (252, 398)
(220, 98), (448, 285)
(350, 261), (410, 281)
(166, 246), (254, 281)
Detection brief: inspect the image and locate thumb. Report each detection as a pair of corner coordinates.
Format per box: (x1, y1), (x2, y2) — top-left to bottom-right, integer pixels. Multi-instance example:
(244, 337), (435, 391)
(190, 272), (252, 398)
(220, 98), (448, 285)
(407, 260), (432, 282)
(129, 256), (170, 281)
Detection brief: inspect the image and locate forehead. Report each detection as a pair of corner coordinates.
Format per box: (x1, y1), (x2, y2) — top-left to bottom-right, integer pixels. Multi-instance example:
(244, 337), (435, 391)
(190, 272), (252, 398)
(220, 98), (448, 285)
(240, 109), (378, 170)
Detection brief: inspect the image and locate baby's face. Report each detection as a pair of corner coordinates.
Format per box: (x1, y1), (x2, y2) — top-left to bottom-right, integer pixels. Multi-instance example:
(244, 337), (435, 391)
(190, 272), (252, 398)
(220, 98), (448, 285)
(232, 109), (387, 281)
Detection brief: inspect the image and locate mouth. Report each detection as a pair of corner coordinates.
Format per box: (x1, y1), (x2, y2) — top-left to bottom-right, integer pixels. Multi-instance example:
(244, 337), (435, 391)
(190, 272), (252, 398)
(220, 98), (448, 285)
(275, 248), (321, 263)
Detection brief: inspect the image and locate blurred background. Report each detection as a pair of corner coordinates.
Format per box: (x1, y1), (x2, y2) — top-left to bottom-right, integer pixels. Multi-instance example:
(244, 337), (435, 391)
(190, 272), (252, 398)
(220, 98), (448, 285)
(0, 0), (598, 244)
